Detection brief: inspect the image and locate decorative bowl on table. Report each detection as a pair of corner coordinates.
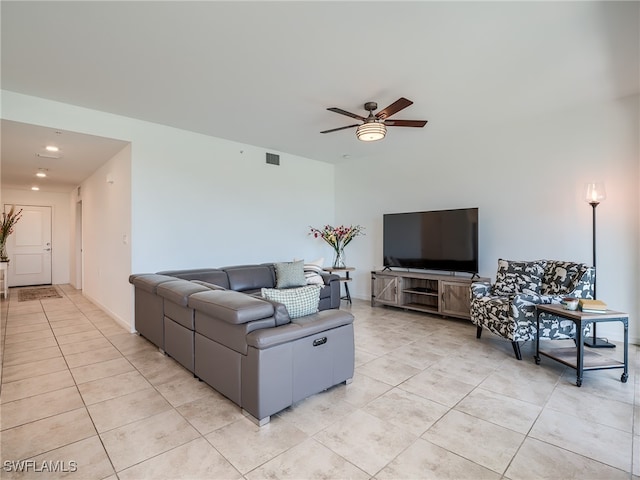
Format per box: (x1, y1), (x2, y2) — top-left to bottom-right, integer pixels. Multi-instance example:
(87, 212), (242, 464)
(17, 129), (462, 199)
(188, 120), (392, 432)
(561, 297), (579, 311)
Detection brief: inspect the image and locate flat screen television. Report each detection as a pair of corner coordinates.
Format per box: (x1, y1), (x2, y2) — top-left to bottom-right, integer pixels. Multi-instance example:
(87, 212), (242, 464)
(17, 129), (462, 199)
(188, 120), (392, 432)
(383, 207), (479, 274)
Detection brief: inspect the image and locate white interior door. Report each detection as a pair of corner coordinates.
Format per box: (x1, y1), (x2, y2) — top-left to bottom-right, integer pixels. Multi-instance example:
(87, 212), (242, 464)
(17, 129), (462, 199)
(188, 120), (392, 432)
(5, 205), (52, 286)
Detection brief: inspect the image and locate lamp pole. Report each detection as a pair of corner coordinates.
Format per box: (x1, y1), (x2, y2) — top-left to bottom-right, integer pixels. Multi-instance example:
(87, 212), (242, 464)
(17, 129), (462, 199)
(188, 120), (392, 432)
(584, 183), (614, 348)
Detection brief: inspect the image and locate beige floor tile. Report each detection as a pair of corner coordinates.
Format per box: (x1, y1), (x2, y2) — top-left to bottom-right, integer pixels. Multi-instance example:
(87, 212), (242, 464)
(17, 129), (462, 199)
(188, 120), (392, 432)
(422, 409), (524, 474)
(1, 386), (84, 430)
(100, 409), (200, 472)
(400, 368), (476, 408)
(78, 370), (151, 405)
(275, 387), (356, 435)
(246, 437), (369, 480)
(58, 336), (113, 356)
(386, 342), (447, 369)
(118, 438), (241, 480)
(2, 336), (58, 354)
(314, 410), (416, 476)
(356, 355), (422, 386)
(4, 329), (55, 345)
(176, 391), (245, 435)
(155, 374), (217, 407)
(479, 369), (558, 407)
(455, 387), (542, 434)
(505, 437), (630, 480)
(546, 383), (634, 432)
(529, 408), (633, 471)
(2, 356), (68, 383)
(51, 323), (96, 337)
(377, 438), (501, 480)
(1, 408), (96, 461)
(0, 370), (76, 404)
(5, 312), (48, 325)
(364, 387), (449, 437)
(322, 371), (392, 408)
(70, 357), (135, 384)
(6, 303), (44, 315)
(5, 322), (52, 335)
(1, 436), (114, 480)
(3, 345), (62, 367)
(88, 386), (172, 433)
(206, 416), (308, 474)
(55, 329), (104, 345)
(108, 332), (158, 356)
(64, 344), (121, 368)
(47, 316), (91, 327)
(127, 350), (192, 386)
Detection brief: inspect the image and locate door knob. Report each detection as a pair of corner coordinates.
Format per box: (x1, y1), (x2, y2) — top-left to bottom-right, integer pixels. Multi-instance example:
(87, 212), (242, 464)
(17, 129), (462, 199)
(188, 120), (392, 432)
(44, 248), (51, 251)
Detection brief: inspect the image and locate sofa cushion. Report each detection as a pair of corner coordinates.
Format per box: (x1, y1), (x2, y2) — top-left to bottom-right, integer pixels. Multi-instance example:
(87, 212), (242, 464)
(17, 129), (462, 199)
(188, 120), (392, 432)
(492, 259), (545, 296)
(542, 261), (589, 295)
(188, 290), (274, 324)
(261, 285), (321, 319)
(274, 260), (306, 289)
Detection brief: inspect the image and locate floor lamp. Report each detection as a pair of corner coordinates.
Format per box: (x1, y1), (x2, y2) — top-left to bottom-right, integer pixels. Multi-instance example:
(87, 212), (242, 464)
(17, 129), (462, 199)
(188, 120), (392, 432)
(584, 182), (615, 348)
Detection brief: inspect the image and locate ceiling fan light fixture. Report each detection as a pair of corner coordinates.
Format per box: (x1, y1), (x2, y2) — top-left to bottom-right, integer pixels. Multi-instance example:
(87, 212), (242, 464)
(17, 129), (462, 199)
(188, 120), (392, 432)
(356, 122), (386, 142)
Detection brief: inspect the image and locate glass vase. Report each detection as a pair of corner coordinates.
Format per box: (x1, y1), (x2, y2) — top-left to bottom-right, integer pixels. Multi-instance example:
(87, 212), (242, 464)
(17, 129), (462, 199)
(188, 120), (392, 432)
(333, 248), (346, 268)
(0, 239), (7, 262)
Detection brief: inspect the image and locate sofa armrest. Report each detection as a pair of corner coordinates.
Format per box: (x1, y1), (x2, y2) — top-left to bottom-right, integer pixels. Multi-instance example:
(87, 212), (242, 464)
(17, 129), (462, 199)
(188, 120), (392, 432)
(471, 281), (492, 299)
(320, 272), (339, 286)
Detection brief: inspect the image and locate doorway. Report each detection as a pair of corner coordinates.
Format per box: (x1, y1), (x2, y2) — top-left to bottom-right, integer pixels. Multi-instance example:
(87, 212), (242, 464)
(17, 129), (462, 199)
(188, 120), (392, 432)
(5, 204), (52, 286)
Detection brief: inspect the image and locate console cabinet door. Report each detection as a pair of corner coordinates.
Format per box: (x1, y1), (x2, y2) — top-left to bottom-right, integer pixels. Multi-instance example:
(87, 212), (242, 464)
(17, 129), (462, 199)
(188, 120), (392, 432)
(371, 274), (399, 306)
(441, 281), (472, 319)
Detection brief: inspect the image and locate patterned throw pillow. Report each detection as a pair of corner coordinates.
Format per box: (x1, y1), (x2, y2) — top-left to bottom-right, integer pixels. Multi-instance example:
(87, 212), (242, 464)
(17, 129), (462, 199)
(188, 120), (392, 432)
(274, 260), (307, 289)
(261, 285), (321, 319)
(304, 257), (325, 286)
(492, 259), (546, 296)
(541, 261), (589, 295)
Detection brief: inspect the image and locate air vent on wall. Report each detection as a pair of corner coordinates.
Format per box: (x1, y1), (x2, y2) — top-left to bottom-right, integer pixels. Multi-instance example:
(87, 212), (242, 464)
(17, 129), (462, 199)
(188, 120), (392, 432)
(266, 153), (280, 166)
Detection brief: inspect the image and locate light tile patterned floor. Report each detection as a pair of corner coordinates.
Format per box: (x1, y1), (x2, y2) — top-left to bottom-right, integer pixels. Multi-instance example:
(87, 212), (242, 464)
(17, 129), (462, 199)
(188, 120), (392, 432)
(0, 285), (638, 479)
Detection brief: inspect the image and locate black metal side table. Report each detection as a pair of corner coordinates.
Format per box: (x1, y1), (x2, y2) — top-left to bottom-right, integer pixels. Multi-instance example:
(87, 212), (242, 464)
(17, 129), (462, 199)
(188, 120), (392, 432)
(534, 304), (628, 387)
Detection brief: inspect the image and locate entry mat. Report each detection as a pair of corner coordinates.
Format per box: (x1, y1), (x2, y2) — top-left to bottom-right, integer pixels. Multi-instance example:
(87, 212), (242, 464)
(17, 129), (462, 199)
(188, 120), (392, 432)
(18, 286), (62, 302)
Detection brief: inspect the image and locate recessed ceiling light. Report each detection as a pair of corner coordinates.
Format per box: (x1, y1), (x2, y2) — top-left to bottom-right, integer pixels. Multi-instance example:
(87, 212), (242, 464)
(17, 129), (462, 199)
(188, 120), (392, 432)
(45, 145), (59, 152)
(36, 170), (47, 178)
(31, 186), (40, 191)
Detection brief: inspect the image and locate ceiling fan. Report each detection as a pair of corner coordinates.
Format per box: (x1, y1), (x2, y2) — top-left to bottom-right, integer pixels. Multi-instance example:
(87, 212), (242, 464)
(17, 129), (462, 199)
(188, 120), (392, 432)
(320, 97), (427, 142)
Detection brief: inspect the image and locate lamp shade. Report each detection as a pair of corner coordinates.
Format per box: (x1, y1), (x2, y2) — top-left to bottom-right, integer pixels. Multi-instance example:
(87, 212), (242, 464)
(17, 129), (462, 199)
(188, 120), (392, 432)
(356, 122), (386, 142)
(585, 182), (606, 204)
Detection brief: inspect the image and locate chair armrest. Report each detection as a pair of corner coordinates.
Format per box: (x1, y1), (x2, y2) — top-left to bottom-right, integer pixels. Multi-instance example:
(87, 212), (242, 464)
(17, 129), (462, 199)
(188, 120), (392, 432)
(471, 282), (492, 298)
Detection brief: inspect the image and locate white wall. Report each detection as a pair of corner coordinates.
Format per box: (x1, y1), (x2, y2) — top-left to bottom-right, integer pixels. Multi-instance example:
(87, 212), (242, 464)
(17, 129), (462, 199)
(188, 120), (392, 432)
(77, 145), (132, 329)
(335, 95), (640, 344)
(2, 91), (336, 331)
(0, 189), (71, 285)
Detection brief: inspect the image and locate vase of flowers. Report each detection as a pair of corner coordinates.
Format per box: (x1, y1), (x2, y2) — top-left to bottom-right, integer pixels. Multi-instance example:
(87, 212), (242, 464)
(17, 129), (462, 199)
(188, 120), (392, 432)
(1, 206), (23, 262)
(309, 224), (364, 268)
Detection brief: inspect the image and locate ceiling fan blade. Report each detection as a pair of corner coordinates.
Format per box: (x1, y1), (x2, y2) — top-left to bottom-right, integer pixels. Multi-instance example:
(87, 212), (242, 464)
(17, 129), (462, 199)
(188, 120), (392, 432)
(327, 107), (366, 121)
(376, 97), (413, 120)
(384, 119), (428, 128)
(320, 124), (360, 134)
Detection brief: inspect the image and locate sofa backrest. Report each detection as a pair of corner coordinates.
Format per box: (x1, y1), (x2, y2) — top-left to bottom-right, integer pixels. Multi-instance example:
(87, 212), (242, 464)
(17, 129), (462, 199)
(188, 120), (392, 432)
(223, 265), (276, 292)
(156, 269), (230, 289)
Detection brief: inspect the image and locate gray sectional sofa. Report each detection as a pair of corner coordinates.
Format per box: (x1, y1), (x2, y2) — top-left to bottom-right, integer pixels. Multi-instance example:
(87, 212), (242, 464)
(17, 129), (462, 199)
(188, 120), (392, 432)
(129, 263), (354, 425)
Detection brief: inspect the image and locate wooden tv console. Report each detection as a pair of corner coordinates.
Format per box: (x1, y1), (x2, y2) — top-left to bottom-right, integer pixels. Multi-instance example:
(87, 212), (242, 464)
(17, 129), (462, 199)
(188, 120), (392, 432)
(371, 270), (489, 320)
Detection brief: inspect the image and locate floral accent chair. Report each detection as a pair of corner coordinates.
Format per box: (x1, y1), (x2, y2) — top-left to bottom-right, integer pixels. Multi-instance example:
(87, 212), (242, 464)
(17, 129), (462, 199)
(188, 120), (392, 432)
(470, 259), (594, 360)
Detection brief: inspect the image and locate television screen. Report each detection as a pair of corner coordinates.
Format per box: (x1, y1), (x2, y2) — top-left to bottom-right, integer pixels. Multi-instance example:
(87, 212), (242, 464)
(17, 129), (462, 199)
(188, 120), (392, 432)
(383, 208), (478, 273)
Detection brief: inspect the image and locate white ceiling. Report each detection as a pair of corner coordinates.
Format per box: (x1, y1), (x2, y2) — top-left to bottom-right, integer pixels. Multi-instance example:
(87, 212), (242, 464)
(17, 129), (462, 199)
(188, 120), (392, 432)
(1, 1), (638, 192)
